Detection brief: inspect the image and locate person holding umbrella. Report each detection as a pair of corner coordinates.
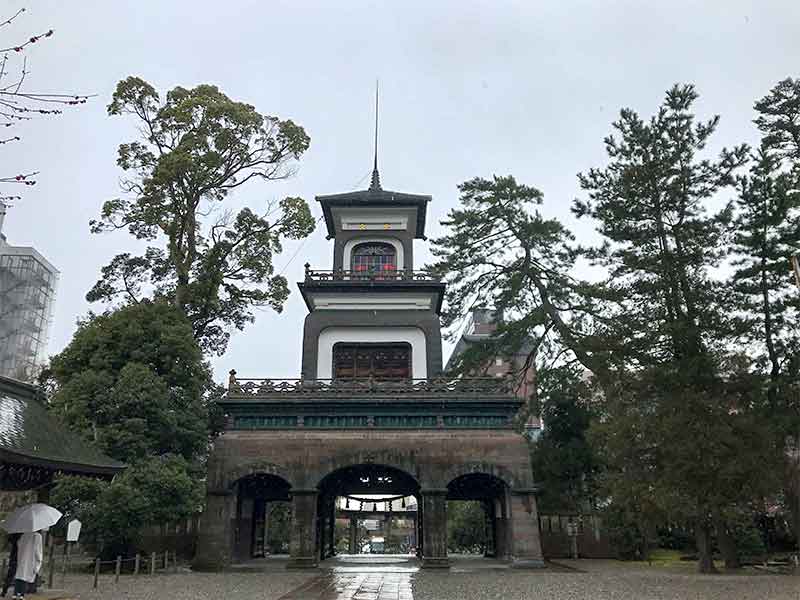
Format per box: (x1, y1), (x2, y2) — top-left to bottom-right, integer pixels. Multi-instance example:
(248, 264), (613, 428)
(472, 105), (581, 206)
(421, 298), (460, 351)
(1, 533), (21, 597)
(11, 530), (42, 600)
(0, 504), (61, 600)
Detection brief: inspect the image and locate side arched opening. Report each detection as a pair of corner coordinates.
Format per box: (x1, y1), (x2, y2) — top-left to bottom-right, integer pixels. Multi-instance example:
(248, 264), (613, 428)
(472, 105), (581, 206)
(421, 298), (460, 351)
(232, 473), (292, 562)
(446, 473), (510, 560)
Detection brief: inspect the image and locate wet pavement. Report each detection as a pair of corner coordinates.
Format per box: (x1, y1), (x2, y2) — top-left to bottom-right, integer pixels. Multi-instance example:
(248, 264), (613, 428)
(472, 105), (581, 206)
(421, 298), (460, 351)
(279, 555), (416, 600)
(278, 571), (413, 600)
(62, 554), (800, 599)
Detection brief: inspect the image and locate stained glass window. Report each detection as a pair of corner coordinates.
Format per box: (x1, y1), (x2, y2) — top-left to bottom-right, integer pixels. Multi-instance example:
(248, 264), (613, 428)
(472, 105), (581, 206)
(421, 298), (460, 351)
(351, 242), (396, 274)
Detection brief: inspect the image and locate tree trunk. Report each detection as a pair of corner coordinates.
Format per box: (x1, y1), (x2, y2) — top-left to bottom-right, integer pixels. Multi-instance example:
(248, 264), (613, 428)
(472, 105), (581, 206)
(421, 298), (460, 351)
(637, 518), (650, 563)
(785, 448), (800, 549)
(695, 520), (718, 574)
(713, 516), (740, 570)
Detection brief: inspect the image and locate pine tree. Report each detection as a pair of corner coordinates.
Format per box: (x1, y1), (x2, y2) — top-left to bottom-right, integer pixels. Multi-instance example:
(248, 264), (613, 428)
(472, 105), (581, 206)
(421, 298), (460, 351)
(731, 145), (799, 389)
(429, 175), (607, 379)
(736, 77), (800, 541)
(574, 84), (763, 573)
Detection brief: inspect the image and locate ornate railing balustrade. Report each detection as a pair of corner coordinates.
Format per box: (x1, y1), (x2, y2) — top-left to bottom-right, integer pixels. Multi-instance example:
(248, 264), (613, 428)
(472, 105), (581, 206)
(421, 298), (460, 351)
(303, 263), (441, 283)
(226, 374), (514, 397)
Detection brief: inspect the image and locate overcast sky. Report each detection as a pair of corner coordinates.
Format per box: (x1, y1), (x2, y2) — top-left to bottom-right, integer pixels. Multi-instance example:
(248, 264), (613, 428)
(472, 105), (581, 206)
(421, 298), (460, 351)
(3, 0), (799, 383)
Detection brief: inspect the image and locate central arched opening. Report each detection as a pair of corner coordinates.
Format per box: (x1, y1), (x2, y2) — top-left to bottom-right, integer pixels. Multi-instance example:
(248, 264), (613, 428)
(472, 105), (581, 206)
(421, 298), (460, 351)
(446, 473), (509, 559)
(317, 463), (420, 560)
(233, 473), (291, 561)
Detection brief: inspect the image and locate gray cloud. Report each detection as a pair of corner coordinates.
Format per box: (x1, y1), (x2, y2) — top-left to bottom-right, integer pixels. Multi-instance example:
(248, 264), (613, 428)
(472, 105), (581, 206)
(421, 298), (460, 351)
(3, 0), (797, 381)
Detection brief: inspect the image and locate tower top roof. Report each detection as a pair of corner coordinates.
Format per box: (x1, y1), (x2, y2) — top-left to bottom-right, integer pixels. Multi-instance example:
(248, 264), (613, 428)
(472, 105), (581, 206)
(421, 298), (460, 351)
(316, 83), (431, 238)
(315, 187), (431, 239)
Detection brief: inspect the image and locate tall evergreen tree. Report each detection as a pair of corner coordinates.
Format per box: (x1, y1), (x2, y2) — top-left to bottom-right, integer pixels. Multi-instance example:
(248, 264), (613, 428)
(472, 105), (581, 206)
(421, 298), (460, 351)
(734, 77), (800, 540)
(529, 365), (598, 513)
(731, 145), (799, 391)
(429, 175), (607, 379)
(754, 78), (800, 163)
(574, 84), (771, 572)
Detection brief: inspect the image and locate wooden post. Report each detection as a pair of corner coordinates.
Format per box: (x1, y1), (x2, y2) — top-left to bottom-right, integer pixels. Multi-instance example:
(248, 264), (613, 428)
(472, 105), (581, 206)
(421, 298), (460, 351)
(172, 550), (178, 573)
(61, 541), (68, 578)
(93, 558), (100, 589)
(150, 552), (156, 576)
(134, 553), (140, 576)
(63, 542), (71, 585)
(47, 543), (55, 587)
(114, 556), (121, 583)
(163, 550), (168, 570)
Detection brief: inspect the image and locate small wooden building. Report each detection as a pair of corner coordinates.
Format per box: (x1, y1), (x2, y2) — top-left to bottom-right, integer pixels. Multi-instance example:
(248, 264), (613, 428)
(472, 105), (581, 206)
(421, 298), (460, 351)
(0, 375), (125, 497)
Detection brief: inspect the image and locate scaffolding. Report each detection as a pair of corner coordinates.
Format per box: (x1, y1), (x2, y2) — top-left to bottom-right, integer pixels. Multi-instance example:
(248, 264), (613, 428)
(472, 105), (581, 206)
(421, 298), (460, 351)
(0, 242), (58, 381)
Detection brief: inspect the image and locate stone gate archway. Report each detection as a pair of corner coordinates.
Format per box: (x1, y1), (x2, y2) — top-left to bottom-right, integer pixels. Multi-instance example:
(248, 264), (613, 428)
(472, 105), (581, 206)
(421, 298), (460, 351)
(289, 463), (422, 567)
(233, 473), (292, 561)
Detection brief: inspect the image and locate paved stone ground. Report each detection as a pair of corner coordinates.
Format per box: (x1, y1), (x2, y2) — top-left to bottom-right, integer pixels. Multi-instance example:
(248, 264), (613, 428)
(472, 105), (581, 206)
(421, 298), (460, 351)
(43, 556), (800, 600)
(413, 563), (800, 600)
(48, 571), (315, 600)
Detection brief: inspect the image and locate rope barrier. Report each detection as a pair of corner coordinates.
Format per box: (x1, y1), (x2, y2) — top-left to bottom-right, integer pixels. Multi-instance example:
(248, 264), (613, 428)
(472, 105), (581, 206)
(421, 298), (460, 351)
(26, 548), (184, 590)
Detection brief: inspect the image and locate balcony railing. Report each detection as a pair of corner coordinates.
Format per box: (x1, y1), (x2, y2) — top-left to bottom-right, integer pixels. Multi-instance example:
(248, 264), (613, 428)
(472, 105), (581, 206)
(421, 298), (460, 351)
(226, 373), (514, 397)
(303, 264), (440, 283)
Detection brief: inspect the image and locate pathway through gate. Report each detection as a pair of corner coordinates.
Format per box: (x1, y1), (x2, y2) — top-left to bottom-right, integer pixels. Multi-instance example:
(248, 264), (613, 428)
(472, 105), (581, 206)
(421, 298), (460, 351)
(278, 555), (416, 600)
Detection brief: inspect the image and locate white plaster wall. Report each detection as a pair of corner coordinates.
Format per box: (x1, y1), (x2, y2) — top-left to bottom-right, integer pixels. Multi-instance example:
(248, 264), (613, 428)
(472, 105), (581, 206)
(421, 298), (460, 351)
(317, 327), (427, 379)
(342, 237), (404, 270)
(310, 292), (433, 310)
(337, 209), (410, 232)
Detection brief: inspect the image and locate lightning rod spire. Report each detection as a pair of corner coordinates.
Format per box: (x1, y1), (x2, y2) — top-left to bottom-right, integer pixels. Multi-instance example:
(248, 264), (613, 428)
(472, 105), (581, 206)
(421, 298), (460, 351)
(369, 80), (382, 191)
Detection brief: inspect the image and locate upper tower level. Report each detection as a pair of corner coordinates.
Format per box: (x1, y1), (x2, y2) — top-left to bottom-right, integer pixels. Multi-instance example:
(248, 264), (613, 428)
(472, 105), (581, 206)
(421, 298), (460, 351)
(298, 171), (446, 380)
(299, 172), (445, 317)
(316, 182), (431, 273)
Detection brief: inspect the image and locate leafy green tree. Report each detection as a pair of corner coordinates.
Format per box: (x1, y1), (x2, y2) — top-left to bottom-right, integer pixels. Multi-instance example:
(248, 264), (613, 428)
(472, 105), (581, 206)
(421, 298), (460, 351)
(46, 301), (211, 463)
(573, 85), (747, 369)
(51, 456), (202, 558)
(431, 85), (778, 573)
(125, 455), (204, 525)
(86, 77), (316, 354)
(47, 302), (210, 556)
(530, 366), (598, 513)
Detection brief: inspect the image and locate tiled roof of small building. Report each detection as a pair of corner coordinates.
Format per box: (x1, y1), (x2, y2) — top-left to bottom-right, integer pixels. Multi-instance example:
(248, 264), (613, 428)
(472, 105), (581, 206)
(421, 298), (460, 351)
(0, 376), (125, 477)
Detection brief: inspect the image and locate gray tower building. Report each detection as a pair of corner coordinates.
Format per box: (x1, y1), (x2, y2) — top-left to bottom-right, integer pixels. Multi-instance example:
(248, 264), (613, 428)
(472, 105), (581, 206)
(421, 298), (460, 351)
(0, 202), (59, 381)
(194, 161), (544, 570)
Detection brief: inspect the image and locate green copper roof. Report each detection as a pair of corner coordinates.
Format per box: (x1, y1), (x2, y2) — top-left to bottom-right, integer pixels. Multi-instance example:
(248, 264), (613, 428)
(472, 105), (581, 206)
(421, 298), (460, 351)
(0, 376), (125, 476)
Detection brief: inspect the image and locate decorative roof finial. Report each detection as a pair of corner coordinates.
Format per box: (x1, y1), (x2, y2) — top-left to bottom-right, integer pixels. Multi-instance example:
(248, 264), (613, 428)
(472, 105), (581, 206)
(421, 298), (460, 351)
(369, 79), (382, 191)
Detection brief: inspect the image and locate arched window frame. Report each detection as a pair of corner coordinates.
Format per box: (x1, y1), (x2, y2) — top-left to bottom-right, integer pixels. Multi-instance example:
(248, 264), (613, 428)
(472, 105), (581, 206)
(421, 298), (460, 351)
(349, 241), (398, 274)
(343, 237), (404, 271)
